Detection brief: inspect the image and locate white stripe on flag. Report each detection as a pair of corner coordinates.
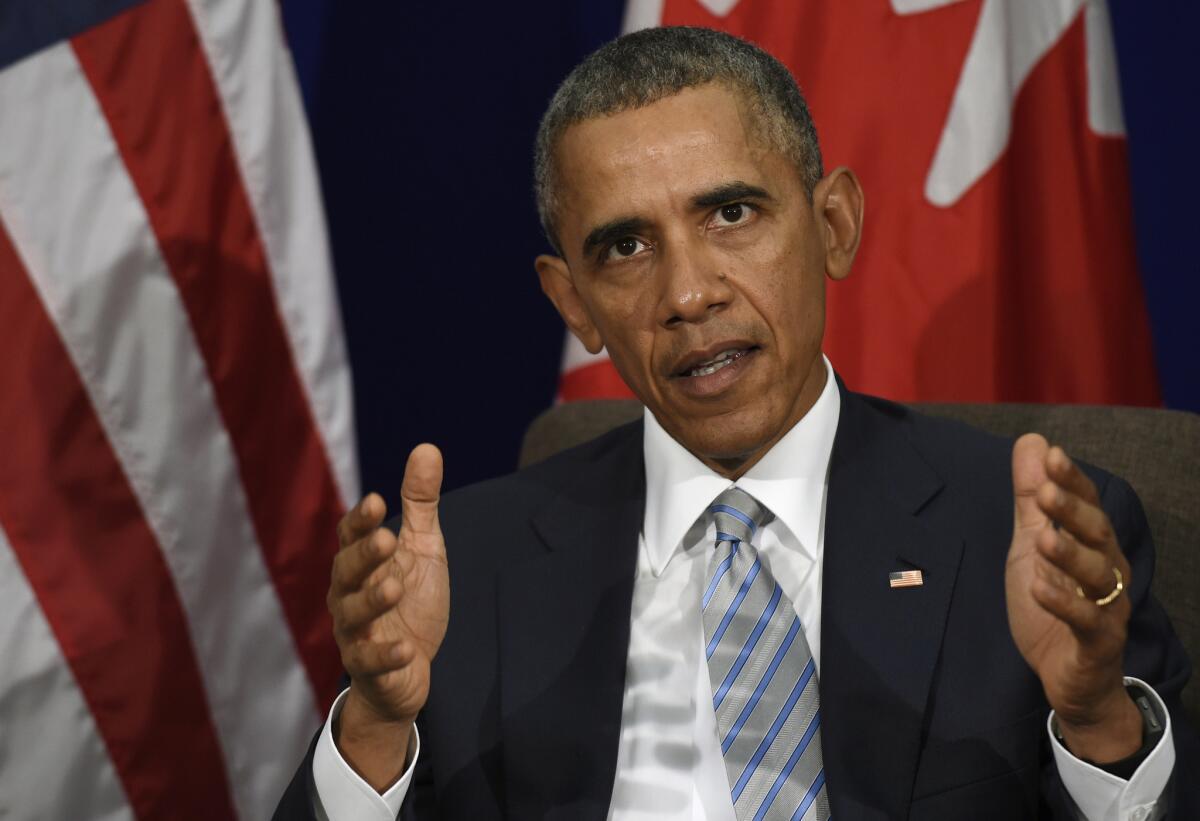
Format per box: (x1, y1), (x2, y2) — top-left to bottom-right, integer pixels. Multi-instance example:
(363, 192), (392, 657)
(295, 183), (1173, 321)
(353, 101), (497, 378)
(1085, 0), (1125, 136)
(0, 44), (318, 820)
(560, 331), (610, 374)
(184, 0), (360, 508)
(622, 0), (665, 32)
(0, 525), (134, 821)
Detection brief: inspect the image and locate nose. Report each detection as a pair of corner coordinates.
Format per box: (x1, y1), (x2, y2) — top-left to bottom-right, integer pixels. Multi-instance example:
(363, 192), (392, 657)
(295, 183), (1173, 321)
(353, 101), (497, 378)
(656, 239), (733, 328)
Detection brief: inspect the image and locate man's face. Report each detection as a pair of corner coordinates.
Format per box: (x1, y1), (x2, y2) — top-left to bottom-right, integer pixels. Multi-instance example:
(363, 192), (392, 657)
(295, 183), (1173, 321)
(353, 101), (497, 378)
(538, 83), (861, 476)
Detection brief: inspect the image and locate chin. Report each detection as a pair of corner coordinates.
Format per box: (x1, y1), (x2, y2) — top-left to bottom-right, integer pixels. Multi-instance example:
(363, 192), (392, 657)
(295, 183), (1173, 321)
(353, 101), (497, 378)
(677, 412), (777, 465)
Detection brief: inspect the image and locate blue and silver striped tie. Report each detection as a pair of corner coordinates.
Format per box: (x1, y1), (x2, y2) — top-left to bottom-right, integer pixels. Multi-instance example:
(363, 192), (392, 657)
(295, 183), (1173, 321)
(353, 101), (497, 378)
(703, 487), (829, 821)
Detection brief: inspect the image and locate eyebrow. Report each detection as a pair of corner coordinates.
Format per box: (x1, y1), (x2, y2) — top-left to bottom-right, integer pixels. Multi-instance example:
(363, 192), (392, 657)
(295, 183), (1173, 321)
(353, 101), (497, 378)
(578, 181), (774, 259)
(690, 181), (774, 209)
(581, 217), (651, 259)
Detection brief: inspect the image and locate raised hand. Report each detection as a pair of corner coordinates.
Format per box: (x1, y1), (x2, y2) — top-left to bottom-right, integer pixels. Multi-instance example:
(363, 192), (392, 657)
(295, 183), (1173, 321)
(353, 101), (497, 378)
(1006, 433), (1142, 763)
(328, 444), (450, 789)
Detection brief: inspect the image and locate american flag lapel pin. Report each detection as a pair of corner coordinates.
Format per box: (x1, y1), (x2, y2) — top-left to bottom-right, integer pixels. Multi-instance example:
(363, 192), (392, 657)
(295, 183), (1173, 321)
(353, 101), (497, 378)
(889, 569), (924, 589)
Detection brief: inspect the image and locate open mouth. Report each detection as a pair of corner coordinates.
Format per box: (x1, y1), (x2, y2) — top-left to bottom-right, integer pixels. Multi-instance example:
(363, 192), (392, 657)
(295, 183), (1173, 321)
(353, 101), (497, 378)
(676, 346), (757, 378)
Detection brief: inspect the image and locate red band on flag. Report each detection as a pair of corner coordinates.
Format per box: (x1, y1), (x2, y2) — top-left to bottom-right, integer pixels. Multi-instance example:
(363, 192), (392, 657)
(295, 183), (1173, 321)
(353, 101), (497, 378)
(558, 360), (638, 402)
(71, 0), (345, 704)
(658, 1), (1159, 406)
(0, 220), (237, 818)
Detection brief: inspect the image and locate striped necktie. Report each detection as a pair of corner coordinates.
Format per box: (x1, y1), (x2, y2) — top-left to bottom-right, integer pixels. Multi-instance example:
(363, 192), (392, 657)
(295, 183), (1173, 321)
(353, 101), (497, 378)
(703, 487), (829, 821)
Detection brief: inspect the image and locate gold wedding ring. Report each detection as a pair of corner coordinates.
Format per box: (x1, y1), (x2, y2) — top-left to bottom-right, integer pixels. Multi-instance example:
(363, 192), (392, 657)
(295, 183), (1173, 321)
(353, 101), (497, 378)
(1075, 566), (1124, 607)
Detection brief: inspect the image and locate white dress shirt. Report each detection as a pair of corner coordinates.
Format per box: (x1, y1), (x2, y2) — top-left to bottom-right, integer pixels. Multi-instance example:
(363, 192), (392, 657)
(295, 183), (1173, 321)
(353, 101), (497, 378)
(314, 358), (1174, 820)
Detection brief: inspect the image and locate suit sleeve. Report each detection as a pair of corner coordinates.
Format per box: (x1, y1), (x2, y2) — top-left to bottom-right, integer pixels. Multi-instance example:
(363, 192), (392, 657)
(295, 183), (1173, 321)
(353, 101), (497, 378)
(271, 689), (430, 820)
(269, 735), (430, 821)
(272, 730), (321, 821)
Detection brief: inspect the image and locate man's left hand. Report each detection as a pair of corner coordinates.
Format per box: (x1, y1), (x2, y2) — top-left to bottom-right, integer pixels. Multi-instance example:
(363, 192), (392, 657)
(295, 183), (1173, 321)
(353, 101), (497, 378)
(1007, 433), (1143, 763)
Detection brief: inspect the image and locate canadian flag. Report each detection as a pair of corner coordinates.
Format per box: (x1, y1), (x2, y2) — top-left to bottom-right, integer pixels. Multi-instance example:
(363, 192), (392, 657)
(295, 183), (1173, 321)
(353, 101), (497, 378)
(558, 0), (1159, 406)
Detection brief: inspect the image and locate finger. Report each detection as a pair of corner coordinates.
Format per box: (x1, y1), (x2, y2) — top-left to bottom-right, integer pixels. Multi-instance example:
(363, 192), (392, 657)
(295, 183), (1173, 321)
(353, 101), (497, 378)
(1012, 433), (1051, 532)
(401, 444), (443, 536)
(1030, 562), (1105, 635)
(1036, 480), (1116, 552)
(337, 493), (387, 547)
(330, 527), (397, 595)
(342, 638), (417, 678)
(1044, 446), (1100, 507)
(334, 575), (403, 633)
(1034, 525), (1117, 600)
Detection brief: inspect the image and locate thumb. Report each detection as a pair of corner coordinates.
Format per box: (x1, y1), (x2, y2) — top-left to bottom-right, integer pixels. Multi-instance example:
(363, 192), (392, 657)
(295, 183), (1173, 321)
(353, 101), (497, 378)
(400, 443), (443, 535)
(1012, 432), (1049, 533)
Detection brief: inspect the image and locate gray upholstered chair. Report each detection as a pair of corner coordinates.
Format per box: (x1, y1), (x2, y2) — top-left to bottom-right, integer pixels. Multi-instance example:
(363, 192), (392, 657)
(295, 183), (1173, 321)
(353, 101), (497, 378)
(520, 400), (1200, 729)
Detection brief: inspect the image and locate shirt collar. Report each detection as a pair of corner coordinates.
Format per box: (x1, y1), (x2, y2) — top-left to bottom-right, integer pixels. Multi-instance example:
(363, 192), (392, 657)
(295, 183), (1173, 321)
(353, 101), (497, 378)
(641, 356), (841, 576)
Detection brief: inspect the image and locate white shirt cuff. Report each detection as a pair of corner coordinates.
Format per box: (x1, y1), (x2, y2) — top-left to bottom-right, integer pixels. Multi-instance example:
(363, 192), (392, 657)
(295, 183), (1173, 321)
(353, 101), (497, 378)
(1048, 677), (1174, 821)
(312, 687), (418, 821)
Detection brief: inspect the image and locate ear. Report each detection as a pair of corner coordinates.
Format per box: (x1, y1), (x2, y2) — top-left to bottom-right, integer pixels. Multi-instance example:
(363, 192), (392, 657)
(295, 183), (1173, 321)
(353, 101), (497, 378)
(535, 254), (604, 354)
(813, 166), (864, 282)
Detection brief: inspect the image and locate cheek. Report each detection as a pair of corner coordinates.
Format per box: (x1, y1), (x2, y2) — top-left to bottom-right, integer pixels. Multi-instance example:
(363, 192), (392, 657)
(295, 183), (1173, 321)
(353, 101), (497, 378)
(739, 263), (826, 379)
(732, 242), (817, 326)
(607, 326), (658, 381)
(587, 287), (658, 372)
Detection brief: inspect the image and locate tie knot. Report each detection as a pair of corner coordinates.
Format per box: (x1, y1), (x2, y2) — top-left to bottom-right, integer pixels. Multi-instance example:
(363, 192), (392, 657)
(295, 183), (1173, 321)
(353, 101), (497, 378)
(708, 486), (768, 546)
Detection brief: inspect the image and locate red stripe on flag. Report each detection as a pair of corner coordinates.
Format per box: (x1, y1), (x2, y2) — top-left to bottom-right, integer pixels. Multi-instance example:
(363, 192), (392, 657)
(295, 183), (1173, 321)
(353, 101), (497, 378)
(71, 1), (344, 703)
(559, 360), (638, 402)
(0, 220), (236, 818)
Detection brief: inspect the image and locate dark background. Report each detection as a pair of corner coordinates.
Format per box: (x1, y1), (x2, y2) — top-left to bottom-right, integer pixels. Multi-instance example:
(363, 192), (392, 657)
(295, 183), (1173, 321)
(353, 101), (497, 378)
(278, 1), (1199, 505)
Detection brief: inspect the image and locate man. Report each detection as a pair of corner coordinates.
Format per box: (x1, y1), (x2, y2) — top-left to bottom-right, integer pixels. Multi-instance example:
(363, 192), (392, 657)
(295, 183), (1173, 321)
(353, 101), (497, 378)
(276, 27), (1197, 820)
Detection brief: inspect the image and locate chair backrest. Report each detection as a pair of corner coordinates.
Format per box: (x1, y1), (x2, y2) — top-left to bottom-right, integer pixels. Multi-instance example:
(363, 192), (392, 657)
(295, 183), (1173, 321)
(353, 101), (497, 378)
(520, 400), (1200, 727)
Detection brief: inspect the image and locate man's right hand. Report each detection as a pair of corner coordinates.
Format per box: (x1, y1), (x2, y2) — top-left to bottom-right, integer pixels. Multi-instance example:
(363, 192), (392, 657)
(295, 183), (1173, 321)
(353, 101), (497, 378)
(328, 443), (449, 791)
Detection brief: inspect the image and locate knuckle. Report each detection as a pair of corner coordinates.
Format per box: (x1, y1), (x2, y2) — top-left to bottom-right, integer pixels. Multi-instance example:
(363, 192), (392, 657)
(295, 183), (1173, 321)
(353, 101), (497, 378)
(355, 650), (377, 676)
(351, 645), (379, 676)
(352, 643), (378, 673)
(336, 516), (354, 546)
(360, 532), (379, 562)
(330, 569), (347, 598)
(337, 600), (357, 630)
(350, 592), (373, 626)
(334, 592), (361, 628)
(1058, 490), (1075, 513)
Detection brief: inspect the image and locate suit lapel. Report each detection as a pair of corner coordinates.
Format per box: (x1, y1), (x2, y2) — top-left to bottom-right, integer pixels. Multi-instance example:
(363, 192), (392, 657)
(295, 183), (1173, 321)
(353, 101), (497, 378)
(820, 388), (965, 820)
(497, 424), (645, 821)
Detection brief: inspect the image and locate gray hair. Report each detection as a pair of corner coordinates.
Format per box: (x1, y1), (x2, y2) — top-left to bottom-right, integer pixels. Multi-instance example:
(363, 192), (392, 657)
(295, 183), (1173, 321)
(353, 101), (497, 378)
(533, 26), (824, 255)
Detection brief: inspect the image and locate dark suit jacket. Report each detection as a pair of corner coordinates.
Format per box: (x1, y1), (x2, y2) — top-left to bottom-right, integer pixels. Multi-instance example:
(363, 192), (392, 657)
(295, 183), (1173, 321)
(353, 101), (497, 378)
(276, 388), (1199, 819)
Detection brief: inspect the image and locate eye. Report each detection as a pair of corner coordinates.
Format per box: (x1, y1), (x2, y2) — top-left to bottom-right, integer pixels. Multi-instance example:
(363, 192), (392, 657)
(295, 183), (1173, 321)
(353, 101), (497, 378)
(710, 202), (755, 228)
(604, 236), (649, 262)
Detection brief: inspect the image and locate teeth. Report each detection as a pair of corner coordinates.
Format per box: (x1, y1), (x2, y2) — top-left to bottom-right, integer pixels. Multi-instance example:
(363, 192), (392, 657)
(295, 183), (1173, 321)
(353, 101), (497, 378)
(687, 348), (744, 377)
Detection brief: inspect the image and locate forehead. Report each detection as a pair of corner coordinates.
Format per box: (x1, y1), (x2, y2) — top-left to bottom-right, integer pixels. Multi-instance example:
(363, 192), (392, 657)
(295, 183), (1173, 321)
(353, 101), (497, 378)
(554, 84), (787, 226)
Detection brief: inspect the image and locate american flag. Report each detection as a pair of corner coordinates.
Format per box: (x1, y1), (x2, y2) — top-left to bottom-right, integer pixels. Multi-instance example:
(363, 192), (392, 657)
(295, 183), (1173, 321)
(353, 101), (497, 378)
(0, 0), (356, 817)
(889, 570), (925, 589)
